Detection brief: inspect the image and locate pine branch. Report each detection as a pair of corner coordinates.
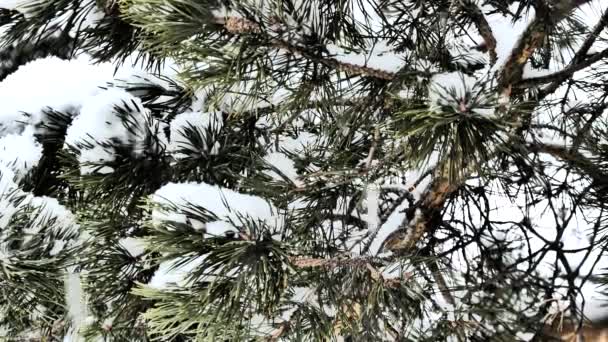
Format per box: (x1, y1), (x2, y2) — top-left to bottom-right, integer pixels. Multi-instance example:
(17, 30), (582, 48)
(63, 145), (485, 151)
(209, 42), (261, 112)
(5, 0), (608, 339)
(290, 256), (409, 288)
(383, 0), (597, 256)
(221, 17), (397, 81)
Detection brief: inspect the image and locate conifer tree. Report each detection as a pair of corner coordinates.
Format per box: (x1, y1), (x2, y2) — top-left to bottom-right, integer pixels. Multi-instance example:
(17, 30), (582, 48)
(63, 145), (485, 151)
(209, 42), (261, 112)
(1, 0), (608, 341)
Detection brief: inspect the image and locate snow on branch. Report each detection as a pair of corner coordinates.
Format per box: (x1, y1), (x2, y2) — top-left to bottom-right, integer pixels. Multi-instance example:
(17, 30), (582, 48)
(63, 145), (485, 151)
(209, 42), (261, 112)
(167, 111), (222, 159)
(64, 88), (164, 175)
(151, 181), (281, 237)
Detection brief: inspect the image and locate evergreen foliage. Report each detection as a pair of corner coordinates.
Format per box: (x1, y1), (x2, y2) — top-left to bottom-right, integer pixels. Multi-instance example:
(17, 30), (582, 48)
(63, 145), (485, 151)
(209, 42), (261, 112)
(1, 0), (608, 340)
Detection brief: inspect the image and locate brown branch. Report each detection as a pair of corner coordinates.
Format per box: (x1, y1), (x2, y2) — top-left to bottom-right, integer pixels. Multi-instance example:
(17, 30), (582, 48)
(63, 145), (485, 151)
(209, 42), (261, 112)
(268, 321), (290, 341)
(224, 17), (261, 34)
(290, 256), (409, 288)
(383, 176), (458, 252)
(529, 7), (608, 97)
(518, 48), (608, 88)
(463, 1), (498, 65)
(498, 0), (593, 97)
(223, 17), (396, 81)
(543, 320), (608, 342)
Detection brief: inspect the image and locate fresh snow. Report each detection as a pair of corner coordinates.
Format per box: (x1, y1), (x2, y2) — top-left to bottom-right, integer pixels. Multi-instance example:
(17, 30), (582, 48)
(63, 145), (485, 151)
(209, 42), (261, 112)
(151, 181), (279, 236)
(64, 269), (87, 342)
(119, 237), (147, 257)
(64, 88), (157, 174)
(167, 111), (222, 158)
(0, 163), (17, 194)
(364, 184), (379, 232)
(27, 195), (78, 233)
(428, 72), (488, 114)
(0, 164), (19, 231)
(148, 181), (284, 290)
(0, 55), (173, 138)
(0, 126), (42, 179)
(429, 72), (476, 109)
(0, 0), (33, 17)
(0, 57), (105, 136)
(0, 177), (79, 259)
(263, 152), (301, 185)
(148, 256), (205, 289)
(0, 0), (607, 335)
